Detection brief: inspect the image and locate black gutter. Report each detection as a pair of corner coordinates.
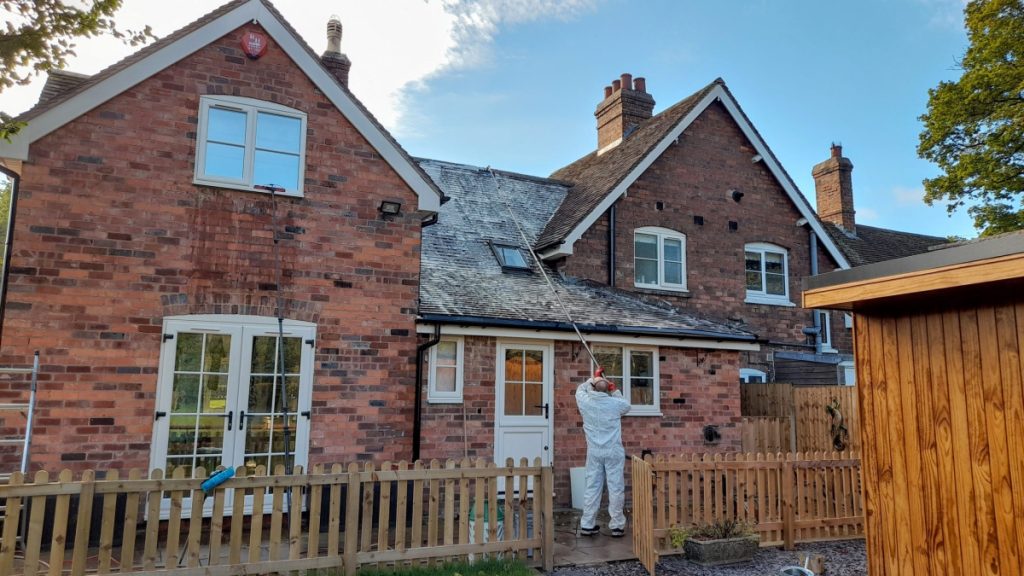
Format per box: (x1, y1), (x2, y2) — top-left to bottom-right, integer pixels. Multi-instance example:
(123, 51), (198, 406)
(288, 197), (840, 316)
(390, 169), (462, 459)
(412, 324), (441, 462)
(0, 166), (19, 346)
(418, 313), (757, 342)
(608, 204), (616, 287)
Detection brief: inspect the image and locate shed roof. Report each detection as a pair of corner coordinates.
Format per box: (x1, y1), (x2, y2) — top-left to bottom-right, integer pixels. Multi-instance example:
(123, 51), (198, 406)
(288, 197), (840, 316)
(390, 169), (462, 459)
(803, 230), (1024, 310)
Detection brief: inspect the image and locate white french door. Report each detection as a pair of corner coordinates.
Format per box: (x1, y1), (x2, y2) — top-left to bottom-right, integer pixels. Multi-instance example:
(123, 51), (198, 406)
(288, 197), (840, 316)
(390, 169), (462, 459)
(494, 341), (553, 495)
(151, 316), (315, 515)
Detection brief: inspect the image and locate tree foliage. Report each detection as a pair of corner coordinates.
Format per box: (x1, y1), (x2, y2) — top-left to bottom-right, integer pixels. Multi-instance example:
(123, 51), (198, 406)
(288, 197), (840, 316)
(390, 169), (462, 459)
(0, 178), (10, 267)
(918, 0), (1024, 236)
(0, 1), (153, 140)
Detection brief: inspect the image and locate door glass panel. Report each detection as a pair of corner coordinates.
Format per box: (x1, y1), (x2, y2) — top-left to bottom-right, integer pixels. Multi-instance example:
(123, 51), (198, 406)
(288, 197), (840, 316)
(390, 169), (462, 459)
(524, 383), (543, 415)
(503, 348), (545, 417)
(244, 335), (302, 474)
(504, 382), (524, 415)
(165, 332), (232, 476)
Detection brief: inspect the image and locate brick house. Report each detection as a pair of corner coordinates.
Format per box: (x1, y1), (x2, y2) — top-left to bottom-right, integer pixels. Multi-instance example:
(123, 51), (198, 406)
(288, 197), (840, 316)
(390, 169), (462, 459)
(0, 0), (443, 477)
(0, 0), (947, 511)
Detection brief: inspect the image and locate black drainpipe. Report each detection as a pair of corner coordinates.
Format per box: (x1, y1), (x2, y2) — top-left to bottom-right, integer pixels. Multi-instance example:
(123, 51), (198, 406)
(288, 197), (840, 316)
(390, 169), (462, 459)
(412, 323), (442, 462)
(0, 166), (20, 347)
(608, 204), (616, 287)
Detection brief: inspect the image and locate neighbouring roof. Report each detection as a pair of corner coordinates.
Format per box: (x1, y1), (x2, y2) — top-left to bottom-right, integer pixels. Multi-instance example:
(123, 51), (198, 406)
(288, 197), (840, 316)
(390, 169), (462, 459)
(2, 0), (443, 211)
(417, 158), (756, 342)
(37, 70), (90, 104)
(538, 78), (852, 269)
(822, 222), (949, 267)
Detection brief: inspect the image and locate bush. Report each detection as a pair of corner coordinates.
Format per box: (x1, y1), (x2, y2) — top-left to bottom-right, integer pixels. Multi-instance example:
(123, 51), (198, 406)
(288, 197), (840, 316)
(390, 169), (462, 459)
(688, 518), (756, 541)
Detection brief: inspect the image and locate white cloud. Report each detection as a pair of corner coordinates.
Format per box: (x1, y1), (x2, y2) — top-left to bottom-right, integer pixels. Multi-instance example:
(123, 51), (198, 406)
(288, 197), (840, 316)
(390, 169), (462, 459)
(857, 206), (880, 222)
(892, 186), (927, 206)
(915, 0), (968, 29)
(0, 0), (595, 134)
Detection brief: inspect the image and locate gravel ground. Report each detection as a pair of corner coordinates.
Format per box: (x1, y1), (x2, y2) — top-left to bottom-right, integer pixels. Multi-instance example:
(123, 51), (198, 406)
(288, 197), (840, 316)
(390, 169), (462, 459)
(551, 540), (866, 576)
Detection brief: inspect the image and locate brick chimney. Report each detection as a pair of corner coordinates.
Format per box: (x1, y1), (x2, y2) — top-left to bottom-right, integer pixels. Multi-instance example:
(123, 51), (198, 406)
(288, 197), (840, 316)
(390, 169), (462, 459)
(595, 73), (655, 154)
(812, 144), (856, 232)
(321, 16), (351, 88)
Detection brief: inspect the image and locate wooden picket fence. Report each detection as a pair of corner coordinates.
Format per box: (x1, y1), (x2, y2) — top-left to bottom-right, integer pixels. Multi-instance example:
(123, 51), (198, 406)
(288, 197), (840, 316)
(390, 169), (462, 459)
(633, 451), (863, 558)
(0, 458), (554, 575)
(740, 384), (860, 453)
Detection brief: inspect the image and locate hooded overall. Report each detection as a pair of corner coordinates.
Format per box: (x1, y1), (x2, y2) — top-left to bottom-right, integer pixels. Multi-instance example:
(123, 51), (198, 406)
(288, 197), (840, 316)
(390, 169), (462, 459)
(575, 379), (632, 531)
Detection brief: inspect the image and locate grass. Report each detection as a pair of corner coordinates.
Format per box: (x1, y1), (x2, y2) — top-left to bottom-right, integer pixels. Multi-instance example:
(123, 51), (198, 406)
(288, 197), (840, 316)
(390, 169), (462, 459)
(317, 559), (534, 576)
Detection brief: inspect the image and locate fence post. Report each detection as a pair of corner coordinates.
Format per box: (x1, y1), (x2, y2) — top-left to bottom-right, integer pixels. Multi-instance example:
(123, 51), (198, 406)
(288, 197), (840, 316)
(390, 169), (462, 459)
(344, 463), (360, 576)
(782, 456), (795, 550)
(541, 465), (554, 572)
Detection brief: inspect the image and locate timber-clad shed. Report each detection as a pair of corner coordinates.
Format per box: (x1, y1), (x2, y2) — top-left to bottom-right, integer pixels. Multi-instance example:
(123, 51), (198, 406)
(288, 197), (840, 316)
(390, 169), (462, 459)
(803, 231), (1024, 576)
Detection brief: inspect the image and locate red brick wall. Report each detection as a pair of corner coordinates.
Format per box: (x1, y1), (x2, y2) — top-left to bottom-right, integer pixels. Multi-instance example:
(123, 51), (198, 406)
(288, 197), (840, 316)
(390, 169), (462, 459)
(420, 336), (741, 507)
(560, 101), (849, 375)
(0, 23), (424, 473)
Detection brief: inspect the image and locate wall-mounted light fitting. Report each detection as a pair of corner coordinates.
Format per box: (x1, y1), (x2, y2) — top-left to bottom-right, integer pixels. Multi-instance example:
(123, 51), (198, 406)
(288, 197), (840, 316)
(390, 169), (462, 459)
(378, 200), (402, 216)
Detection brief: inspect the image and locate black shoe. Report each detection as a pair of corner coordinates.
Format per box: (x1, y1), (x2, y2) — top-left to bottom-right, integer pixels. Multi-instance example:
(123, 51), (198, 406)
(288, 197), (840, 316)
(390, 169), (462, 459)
(610, 528), (625, 538)
(580, 525), (600, 536)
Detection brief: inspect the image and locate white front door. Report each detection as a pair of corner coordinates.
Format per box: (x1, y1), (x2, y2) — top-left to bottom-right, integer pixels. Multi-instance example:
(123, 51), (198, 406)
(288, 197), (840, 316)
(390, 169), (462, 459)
(151, 316), (315, 516)
(494, 342), (552, 494)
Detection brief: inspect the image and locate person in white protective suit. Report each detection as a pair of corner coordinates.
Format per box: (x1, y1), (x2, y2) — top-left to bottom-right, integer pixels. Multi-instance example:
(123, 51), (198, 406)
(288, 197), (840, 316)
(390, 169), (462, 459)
(576, 372), (631, 537)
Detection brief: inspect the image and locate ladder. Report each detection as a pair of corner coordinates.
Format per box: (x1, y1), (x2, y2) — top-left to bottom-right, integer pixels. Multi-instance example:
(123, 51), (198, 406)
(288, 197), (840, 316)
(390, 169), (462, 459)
(0, 351), (40, 482)
(0, 351), (40, 556)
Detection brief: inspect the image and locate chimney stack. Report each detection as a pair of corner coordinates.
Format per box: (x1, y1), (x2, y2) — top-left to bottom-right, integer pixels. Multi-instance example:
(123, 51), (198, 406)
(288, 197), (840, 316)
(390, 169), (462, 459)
(812, 143), (856, 232)
(321, 15), (351, 88)
(595, 72), (655, 153)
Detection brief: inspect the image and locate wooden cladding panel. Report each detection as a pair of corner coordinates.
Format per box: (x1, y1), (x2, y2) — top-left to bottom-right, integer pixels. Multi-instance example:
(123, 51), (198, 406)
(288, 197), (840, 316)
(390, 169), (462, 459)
(855, 300), (1024, 575)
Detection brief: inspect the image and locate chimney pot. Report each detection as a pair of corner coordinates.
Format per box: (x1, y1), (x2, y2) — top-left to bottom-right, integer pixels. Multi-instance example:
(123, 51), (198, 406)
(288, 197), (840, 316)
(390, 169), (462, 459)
(604, 85), (613, 99)
(612, 79), (622, 92)
(831, 143), (842, 158)
(321, 16), (351, 87)
(634, 77), (646, 93)
(621, 73), (633, 91)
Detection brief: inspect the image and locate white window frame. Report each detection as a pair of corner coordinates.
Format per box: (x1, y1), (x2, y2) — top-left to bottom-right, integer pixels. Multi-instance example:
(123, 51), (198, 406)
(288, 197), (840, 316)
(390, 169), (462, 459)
(634, 226), (687, 292)
(739, 368), (767, 384)
(818, 310), (837, 353)
(744, 242), (793, 306)
(427, 337), (464, 403)
(194, 95), (307, 197)
(592, 345), (661, 416)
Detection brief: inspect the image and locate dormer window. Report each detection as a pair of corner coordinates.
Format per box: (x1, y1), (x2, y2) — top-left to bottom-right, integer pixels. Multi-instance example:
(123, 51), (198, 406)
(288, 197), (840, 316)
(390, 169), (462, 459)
(491, 243), (530, 270)
(634, 227), (686, 291)
(194, 96), (307, 197)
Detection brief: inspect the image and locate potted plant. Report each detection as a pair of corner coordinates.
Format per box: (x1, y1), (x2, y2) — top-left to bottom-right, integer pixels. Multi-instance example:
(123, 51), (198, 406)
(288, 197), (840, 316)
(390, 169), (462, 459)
(664, 525), (690, 556)
(683, 518), (759, 566)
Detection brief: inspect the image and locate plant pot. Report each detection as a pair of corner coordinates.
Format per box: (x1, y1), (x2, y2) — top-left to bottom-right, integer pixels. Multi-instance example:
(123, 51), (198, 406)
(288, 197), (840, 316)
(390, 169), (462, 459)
(683, 534), (759, 566)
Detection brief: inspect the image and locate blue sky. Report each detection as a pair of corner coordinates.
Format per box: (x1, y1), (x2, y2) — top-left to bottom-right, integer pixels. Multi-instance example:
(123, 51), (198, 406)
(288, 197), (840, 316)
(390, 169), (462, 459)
(2, 0), (974, 237)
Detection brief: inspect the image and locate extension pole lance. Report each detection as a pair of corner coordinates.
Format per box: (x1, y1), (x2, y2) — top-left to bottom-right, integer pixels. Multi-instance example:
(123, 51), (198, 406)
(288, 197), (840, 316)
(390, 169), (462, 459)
(486, 168), (601, 370)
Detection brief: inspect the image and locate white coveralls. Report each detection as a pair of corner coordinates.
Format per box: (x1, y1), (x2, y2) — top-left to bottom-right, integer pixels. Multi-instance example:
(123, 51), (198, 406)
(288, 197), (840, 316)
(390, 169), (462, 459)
(576, 379), (631, 530)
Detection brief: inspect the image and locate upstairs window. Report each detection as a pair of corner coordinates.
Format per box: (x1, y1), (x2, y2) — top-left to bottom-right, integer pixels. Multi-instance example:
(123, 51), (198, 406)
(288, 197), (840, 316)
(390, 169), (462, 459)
(634, 227), (686, 291)
(195, 96), (307, 196)
(739, 368), (767, 384)
(491, 243), (531, 271)
(744, 243), (792, 305)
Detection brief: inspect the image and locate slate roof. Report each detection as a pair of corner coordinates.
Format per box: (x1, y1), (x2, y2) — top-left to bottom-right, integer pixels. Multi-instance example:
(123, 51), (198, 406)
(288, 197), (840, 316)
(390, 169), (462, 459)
(821, 223), (948, 267)
(417, 158), (755, 341)
(37, 71), (90, 104)
(537, 79), (720, 250)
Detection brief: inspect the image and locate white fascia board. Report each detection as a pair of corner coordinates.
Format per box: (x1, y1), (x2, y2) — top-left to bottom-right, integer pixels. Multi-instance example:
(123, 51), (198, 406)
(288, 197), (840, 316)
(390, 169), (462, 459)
(0, 0), (441, 213)
(541, 88), (720, 261)
(415, 323), (760, 352)
(543, 84), (851, 270)
(716, 93), (851, 270)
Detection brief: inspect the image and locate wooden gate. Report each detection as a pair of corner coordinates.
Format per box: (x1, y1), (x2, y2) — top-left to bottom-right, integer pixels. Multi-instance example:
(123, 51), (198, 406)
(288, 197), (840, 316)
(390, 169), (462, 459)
(631, 455), (657, 576)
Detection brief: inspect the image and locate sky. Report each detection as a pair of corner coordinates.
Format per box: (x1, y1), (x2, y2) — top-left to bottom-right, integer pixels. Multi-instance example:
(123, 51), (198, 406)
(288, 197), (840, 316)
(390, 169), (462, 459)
(1, 0), (975, 238)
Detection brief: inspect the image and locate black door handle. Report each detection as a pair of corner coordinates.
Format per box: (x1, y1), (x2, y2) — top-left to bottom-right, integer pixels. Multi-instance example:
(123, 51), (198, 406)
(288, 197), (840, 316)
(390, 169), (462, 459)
(212, 411), (233, 431)
(239, 410), (246, 430)
(533, 403), (549, 419)
(154, 411), (167, 421)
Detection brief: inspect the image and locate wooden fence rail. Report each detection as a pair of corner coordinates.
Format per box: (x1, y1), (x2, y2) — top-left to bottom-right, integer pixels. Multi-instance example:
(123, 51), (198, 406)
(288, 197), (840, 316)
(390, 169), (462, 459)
(0, 458), (554, 576)
(635, 451), (863, 556)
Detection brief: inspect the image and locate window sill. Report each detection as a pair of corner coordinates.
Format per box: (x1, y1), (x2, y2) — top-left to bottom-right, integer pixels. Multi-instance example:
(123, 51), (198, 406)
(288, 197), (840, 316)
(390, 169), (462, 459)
(193, 178), (304, 198)
(633, 286), (691, 297)
(626, 410), (663, 417)
(426, 397), (463, 405)
(819, 347), (839, 354)
(744, 296), (795, 307)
